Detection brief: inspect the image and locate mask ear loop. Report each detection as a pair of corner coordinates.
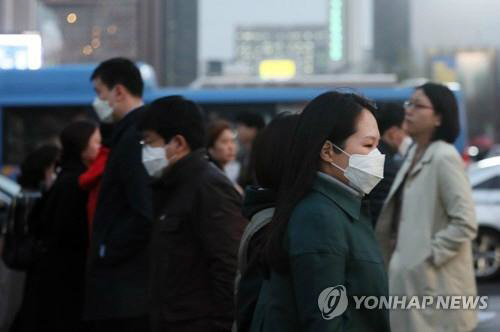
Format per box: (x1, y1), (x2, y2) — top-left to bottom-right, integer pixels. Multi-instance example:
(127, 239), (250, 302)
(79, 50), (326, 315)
(325, 141), (349, 172)
(330, 161), (346, 173)
(331, 143), (351, 157)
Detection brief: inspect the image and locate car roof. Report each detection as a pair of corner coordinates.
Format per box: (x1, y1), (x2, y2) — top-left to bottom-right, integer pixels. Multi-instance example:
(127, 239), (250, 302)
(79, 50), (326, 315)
(469, 157), (500, 185)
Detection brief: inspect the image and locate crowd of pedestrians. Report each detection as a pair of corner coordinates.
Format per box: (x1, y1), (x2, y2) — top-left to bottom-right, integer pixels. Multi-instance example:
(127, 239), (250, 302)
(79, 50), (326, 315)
(0, 57), (478, 332)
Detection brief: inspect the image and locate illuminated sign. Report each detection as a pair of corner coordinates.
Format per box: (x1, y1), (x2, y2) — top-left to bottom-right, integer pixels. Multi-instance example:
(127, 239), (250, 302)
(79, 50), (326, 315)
(329, 0), (344, 61)
(259, 59), (296, 80)
(0, 34), (42, 70)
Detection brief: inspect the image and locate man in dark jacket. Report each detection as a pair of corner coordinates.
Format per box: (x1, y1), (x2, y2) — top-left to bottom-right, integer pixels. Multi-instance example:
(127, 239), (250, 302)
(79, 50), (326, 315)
(369, 102), (410, 224)
(235, 112), (265, 188)
(84, 58), (152, 331)
(139, 96), (247, 332)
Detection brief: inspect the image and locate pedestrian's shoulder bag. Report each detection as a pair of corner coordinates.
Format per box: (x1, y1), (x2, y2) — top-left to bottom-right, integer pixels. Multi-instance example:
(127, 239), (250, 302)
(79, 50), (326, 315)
(238, 208), (274, 275)
(233, 207), (274, 332)
(1, 191), (43, 271)
(234, 207), (274, 298)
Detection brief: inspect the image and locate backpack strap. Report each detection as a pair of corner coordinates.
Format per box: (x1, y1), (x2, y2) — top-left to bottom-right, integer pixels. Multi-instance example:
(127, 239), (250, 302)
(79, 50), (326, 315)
(238, 207), (274, 274)
(233, 207), (274, 332)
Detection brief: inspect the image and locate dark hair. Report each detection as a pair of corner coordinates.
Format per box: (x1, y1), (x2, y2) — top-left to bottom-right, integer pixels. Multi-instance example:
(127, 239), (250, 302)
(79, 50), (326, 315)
(60, 121), (98, 164)
(235, 111), (266, 130)
(251, 113), (299, 191)
(138, 95), (206, 150)
(418, 83), (460, 143)
(18, 145), (60, 190)
(374, 102), (405, 135)
(266, 92), (377, 273)
(207, 119), (232, 148)
(91, 57), (144, 97)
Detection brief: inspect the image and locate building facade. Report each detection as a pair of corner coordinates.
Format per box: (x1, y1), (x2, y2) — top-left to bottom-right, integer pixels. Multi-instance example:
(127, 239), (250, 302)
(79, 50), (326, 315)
(235, 25), (329, 76)
(0, 0), (199, 86)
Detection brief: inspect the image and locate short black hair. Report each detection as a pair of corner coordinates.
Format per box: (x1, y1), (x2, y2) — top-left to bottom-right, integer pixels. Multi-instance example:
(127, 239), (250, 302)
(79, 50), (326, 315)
(139, 95), (206, 151)
(91, 57), (144, 97)
(18, 145), (60, 190)
(418, 83), (460, 143)
(374, 102), (405, 135)
(235, 111), (265, 130)
(60, 120), (98, 163)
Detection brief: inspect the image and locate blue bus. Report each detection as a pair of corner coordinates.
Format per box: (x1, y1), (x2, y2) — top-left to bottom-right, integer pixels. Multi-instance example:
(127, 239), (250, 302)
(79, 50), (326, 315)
(0, 64), (468, 174)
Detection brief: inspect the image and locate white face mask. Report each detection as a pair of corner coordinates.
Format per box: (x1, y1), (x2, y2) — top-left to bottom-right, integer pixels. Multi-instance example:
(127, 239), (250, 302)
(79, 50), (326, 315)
(398, 136), (413, 157)
(92, 97), (114, 123)
(330, 143), (385, 194)
(142, 145), (169, 178)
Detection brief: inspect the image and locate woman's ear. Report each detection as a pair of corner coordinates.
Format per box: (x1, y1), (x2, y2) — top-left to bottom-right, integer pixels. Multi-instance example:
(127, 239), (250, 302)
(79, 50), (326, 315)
(320, 140), (335, 163)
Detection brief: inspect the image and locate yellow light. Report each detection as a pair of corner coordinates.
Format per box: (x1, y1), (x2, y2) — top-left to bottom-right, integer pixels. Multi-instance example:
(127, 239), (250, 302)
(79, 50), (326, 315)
(259, 59), (296, 80)
(91, 38), (101, 49)
(67, 13), (77, 24)
(82, 45), (93, 55)
(107, 25), (118, 35)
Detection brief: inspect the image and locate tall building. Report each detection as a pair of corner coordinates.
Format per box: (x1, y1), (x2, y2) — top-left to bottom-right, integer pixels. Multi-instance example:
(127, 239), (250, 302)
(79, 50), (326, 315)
(0, 0), (38, 33)
(235, 25), (329, 77)
(42, 0), (139, 63)
(140, 0), (198, 86)
(329, 0), (375, 73)
(162, 0), (198, 86)
(39, 0), (198, 86)
(373, 0), (410, 75)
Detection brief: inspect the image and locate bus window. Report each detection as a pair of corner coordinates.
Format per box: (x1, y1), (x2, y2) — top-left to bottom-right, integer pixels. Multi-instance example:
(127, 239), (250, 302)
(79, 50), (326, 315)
(3, 106), (94, 165)
(200, 103), (276, 121)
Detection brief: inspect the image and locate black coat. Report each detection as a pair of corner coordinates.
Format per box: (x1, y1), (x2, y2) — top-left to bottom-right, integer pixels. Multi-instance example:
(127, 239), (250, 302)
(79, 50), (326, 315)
(84, 107), (153, 320)
(12, 159), (88, 332)
(368, 140), (404, 224)
(150, 149), (247, 332)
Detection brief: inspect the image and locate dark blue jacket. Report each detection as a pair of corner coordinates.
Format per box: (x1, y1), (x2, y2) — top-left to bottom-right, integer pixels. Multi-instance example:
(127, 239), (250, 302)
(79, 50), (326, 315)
(369, 140), (404, 225)
(84, 107), (152, 320)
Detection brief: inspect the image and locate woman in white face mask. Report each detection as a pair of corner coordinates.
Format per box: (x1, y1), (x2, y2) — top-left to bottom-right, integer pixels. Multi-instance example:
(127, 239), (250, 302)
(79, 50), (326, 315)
(375, 83), (477, 332)
(251, 92), (390, 332)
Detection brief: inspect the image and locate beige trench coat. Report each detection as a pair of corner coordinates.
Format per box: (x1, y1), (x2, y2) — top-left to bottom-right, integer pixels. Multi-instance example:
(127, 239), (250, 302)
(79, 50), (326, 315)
(376, 141), (478, 332)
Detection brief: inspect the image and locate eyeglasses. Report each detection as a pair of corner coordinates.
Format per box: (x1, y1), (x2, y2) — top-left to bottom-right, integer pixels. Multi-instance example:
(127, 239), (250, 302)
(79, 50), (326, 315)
(140, 138), (165, 146)
(403, 100), (434, 110)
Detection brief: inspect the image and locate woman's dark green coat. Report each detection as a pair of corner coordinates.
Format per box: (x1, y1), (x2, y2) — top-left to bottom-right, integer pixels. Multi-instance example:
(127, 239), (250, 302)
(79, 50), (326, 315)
(251, 172), (390, 332)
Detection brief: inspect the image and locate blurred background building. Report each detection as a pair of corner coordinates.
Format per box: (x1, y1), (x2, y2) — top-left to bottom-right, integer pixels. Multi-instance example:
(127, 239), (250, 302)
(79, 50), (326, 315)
(0, 0), (198, 86)
(138, 0), (198, 86)
(373, 0), (410, 77)
(234, 25), (329, 77)
(0, 0), (38, 33)
(2, 0), (500, 138)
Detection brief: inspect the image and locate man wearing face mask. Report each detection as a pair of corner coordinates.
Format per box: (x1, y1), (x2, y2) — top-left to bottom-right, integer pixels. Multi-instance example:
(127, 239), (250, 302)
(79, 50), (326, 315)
(368, 102), (411, 225)
(139, 96), (247, 332)
(84, 58), (152, 332)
